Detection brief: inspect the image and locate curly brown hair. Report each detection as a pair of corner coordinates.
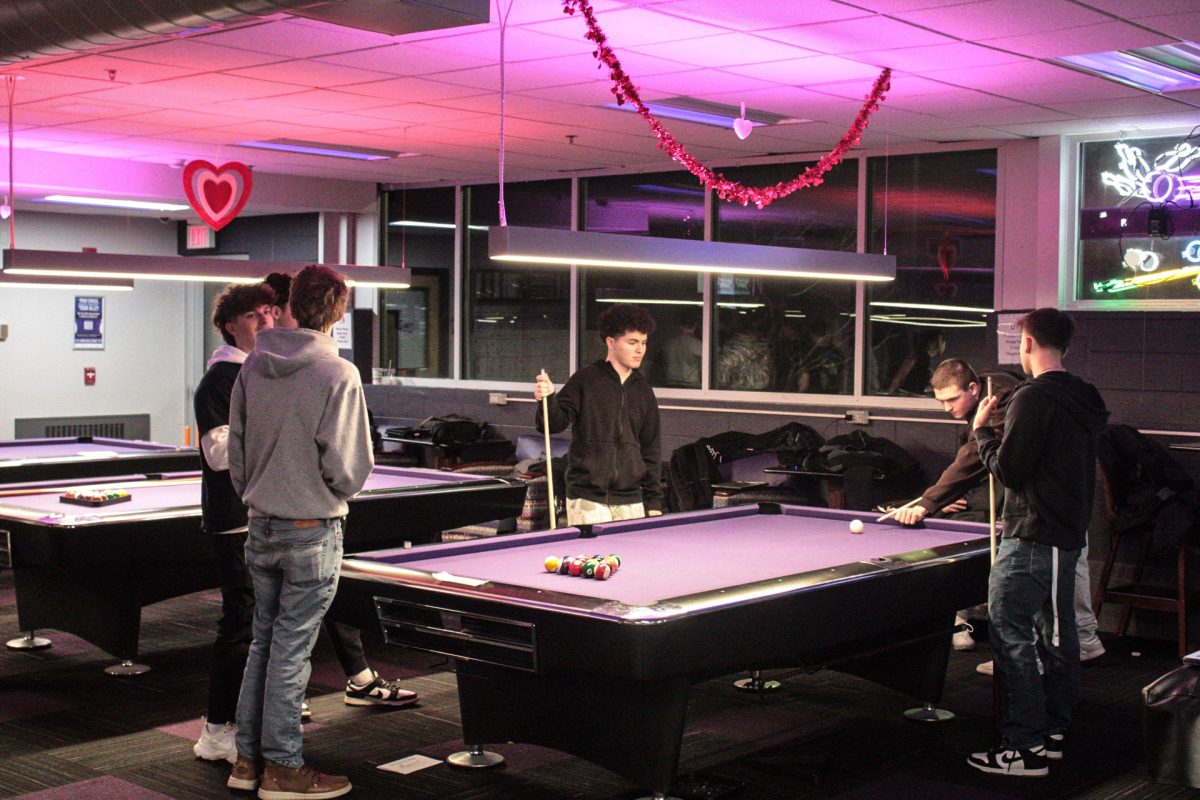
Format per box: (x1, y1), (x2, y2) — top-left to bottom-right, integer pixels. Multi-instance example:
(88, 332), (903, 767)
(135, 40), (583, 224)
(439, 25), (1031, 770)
(598, 303), (655, 341)
(211, 283), (275, 346)
(289, 265), (348, 332)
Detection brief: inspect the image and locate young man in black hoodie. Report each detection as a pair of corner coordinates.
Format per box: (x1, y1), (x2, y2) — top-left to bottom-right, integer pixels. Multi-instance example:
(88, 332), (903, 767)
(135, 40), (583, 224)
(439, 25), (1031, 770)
(967, 308), (1108, 778)
(533, 303), (663, 526)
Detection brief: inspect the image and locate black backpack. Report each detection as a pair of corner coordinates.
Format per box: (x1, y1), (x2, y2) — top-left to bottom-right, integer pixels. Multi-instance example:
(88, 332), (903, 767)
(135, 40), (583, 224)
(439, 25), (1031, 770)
(1097, 424), (1196, 539)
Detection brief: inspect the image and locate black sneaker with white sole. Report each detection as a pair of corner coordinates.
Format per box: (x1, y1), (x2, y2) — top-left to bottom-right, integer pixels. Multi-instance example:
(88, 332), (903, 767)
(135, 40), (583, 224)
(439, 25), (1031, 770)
(1044, 733), (1064, 761)
(967, 746), (1050, 777)
(344, 670), (419, 707)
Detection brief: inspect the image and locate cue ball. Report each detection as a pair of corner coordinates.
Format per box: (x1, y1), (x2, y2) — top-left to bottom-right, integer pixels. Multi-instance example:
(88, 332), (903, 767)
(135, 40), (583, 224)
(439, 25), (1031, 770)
(849, 519), (865, 534)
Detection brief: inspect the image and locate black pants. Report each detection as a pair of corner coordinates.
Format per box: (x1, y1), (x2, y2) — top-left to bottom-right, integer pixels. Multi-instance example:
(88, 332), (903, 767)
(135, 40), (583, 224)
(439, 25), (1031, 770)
(205, 533), (368, 724)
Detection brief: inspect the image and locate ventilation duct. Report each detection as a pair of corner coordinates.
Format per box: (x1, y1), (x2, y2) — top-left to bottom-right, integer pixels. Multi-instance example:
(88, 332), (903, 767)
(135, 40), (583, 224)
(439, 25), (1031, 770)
(0, 0), (488, 65)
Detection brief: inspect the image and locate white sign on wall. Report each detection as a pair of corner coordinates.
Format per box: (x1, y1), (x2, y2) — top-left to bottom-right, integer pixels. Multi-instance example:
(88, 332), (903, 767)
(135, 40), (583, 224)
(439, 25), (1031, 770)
(997, 313), (1023, 365)
(332, 310), (353, 350)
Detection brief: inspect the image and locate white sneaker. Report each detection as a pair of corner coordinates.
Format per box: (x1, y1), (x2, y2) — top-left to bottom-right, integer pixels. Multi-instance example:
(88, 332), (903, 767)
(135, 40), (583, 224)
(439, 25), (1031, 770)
(953, 622), (976, 651)
(1080, 638), (1106, 662)
(193, 720), (237, 764)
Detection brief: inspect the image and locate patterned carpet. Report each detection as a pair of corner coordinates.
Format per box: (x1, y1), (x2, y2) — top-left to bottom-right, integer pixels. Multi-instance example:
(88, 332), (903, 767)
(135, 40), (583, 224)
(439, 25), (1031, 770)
(0, 568), (1194, 800)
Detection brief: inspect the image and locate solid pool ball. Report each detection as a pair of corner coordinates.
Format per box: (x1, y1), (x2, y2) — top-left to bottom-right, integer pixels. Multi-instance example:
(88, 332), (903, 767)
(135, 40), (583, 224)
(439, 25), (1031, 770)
(568, 559), (584, 576)
(849, 519), (865, 534)
(544, 555), (562, 573)
(558, 557), (572, 574)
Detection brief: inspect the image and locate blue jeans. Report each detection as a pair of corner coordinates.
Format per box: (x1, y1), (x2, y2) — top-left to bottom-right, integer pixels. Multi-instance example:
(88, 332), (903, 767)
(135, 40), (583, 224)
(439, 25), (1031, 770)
(989, 537), (1080, 750)
(234, 517), (344, 767)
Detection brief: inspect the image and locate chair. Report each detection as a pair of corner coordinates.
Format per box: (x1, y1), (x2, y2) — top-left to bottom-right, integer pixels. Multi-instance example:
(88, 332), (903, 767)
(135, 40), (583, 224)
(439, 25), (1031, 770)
(1093, 465), (1194, 658)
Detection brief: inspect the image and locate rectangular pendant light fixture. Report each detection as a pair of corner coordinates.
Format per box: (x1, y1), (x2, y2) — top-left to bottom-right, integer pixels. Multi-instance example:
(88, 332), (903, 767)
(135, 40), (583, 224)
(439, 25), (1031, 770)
(0, 269), (134, 291)
(2, 249), (411, 288)
(489, 226), (895, 282)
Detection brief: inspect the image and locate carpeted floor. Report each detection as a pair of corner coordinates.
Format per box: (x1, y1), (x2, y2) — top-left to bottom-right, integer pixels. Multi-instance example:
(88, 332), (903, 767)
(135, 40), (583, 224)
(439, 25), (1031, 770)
(0, 568), (1194, 800)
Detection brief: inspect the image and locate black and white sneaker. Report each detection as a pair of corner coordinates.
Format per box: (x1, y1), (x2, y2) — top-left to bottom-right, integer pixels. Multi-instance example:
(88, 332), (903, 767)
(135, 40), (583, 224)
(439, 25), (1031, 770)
(967, 746), (1050, 777)
(1043, 733), (1064, 761)
(344, 670), (419, 707)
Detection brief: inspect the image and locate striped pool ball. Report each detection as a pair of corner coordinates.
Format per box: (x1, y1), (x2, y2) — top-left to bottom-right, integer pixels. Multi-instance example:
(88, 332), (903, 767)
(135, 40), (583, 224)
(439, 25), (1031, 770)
(593, 562), (612, 580)
(582, 559), (599, 578)
(604, 555), (621, 572)
(544, 555), (562, 573)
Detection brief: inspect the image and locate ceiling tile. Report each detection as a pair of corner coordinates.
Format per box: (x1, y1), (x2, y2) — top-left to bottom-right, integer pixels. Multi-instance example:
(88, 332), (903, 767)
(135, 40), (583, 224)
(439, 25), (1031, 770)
(192, 19), (394, 58)
(1136, 12), (1200, 42)
(724, 55), (890, 85)
(634, 67), (783, 94)
(115, 40), (288, 71)
(656, 0), (872, 28)
(225, 60), (400, 88)
(625, 33), (818, 68)
(981, 21), (1176, 58)
(757, 16), (956, 54)
(860, 42), (1029, 73)
(527, 7), (731, 46)
(895, 0), (1111, 40)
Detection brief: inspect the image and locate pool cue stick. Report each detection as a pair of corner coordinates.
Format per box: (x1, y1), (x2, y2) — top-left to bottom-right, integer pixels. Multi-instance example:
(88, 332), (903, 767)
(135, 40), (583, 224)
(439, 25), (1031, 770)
(0, 475), (200, 497)
(987, 376), (997, 565)
(540, 369), (558, 529)
(985, 375), (1003, 744)
(875, 496), (923, 522)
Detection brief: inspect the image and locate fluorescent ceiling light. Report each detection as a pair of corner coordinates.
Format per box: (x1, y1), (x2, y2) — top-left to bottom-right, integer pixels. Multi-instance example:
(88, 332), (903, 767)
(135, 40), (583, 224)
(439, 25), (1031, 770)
(237, 139), (416, 161)
(0, 269), (133, 291)
(2, 250), (411, 288)
(603, 96), (802, 130)
(490, 226), (895, 282)
(870, 301), (994, 314)
(40, 195), (189, 212)
(1055, 48), (1200, 93)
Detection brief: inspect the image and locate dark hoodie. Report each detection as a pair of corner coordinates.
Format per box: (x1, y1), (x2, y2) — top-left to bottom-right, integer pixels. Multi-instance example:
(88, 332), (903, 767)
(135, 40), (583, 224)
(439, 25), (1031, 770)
(535, 360), (663, 512)
(974, 371), (1109, 549)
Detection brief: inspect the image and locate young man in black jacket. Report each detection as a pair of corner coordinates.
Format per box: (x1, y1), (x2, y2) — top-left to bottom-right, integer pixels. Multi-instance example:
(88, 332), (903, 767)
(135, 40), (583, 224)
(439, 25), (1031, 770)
(967, 308), (1108, 778)
(533, 303), (663, 525)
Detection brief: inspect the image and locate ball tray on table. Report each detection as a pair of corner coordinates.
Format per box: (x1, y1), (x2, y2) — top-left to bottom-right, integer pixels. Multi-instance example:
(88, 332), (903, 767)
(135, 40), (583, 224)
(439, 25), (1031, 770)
(59, 490), (132, 507)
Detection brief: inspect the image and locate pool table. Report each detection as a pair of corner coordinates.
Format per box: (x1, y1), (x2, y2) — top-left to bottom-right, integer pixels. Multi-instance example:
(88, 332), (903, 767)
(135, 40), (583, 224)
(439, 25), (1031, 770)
(338, 503), (993, 796)
(0, 436), (200, 485)
(0, 465), (527, 665)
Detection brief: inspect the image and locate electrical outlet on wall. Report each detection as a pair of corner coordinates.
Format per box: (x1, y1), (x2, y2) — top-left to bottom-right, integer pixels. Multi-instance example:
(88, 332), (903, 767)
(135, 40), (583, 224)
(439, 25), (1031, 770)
(845, 409), (869, 425)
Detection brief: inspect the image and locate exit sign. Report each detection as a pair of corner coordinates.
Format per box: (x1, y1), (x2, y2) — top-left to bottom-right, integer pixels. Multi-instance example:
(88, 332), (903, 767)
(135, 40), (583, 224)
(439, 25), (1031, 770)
(186, 224), (216, 250)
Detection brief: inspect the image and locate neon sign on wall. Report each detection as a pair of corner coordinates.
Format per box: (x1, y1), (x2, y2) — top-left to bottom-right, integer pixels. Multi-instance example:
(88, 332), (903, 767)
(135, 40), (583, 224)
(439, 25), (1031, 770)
(1081, 136), (1200, 300)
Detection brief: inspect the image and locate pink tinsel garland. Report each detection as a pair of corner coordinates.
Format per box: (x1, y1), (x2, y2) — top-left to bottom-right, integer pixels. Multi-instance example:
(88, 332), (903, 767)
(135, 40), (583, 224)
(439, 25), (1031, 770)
(562, 0), (891, 209)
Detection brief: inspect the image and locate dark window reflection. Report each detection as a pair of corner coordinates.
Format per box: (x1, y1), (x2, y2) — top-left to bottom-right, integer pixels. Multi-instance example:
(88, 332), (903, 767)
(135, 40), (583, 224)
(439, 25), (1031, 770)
(463, 181), (572, 381)
(379, 187), (454, 378)
(580, 171), (705, 386)
(712, 160), (858, 394)
(866, 150), (997, 396)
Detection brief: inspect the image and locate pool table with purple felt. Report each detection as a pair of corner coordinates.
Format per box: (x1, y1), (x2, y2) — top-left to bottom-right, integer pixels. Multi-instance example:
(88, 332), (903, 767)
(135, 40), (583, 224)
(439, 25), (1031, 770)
(339, 503), (992, 796)
(0, 436), (200, 485)
(0, 466), (526, 663)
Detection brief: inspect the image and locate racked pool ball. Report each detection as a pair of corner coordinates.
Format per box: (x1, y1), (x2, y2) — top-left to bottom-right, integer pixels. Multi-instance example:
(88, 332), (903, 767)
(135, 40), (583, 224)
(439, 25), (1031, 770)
(544, 555), (562, 573)
(582, 559), (599, 578)
(849, 519), (865, 534)
(593, 562), (612, 580)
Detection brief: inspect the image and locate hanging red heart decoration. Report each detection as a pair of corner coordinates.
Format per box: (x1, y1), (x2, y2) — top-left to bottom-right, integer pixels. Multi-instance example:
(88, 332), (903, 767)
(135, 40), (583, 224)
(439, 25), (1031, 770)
(182, 160), (253, 231)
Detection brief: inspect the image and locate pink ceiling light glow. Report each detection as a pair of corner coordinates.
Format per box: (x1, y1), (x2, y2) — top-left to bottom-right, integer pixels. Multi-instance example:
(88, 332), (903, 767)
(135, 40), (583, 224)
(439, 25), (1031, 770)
(561, 0), (891, 209)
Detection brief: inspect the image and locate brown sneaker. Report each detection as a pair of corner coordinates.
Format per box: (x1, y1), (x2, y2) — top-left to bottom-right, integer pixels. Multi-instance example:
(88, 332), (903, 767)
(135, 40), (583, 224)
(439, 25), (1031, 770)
(258, 762), (351, 800)
(227, 754), (261, 791)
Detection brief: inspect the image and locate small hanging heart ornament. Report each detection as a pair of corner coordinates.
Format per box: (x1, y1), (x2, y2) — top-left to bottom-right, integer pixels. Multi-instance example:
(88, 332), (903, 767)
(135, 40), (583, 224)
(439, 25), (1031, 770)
(733, 102), (753, 140)
(182, 160), (253, 231)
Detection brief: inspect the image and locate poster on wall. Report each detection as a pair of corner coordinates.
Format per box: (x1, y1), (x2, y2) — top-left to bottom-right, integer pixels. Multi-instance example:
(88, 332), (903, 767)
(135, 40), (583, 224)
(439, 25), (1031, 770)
(73, 296), (105, 350)
(332, 310), (353, 350)
(996, 313), (1023, 365)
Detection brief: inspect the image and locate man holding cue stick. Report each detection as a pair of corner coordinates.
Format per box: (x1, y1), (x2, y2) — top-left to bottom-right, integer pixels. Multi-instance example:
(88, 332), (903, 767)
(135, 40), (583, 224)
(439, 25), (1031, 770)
(966, 309), (1108, 778)
(532, 303), (663, 527)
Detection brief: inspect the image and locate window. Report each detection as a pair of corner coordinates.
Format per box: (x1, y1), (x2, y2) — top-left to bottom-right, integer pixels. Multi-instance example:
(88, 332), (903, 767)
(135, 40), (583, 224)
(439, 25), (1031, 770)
(579, 171), (705, 386)
(713, 160), (859, 394)
(380, 188), (454, 378)
(1077, 134), (1200, 303)
(462, 181), (572, 381)
(866, 150), (997, 396)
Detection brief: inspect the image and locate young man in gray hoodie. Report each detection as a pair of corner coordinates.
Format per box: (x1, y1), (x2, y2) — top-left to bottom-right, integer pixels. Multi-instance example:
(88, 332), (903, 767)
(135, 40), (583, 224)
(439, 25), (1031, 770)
(227, 265), (372, 799)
